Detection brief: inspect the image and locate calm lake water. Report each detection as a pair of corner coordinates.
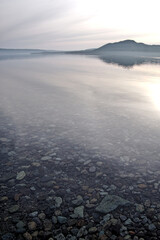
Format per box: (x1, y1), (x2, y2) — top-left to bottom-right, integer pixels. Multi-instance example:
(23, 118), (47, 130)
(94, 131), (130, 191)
(0, 54), (160, 167)
(1, 53), (160, 238)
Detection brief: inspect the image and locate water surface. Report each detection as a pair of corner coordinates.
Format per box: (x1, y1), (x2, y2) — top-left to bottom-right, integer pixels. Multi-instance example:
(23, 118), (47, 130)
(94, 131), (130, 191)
(1, 54), (160, 238)
(0, 54), (160, 166)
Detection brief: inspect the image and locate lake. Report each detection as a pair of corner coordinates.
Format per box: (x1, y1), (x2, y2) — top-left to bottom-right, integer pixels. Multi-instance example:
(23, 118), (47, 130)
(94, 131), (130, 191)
(0, 54), (160, 239)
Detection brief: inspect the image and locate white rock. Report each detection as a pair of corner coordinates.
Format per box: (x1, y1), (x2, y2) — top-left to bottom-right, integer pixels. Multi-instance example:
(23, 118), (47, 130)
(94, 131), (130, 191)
(16, 171), (26, 180)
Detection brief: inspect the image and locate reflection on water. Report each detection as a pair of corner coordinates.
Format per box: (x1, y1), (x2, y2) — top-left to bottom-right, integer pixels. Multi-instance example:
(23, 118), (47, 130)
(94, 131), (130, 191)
(98, 53), (160, 68)
(148, 83), (160, 111)
(0, 54), (160, 165)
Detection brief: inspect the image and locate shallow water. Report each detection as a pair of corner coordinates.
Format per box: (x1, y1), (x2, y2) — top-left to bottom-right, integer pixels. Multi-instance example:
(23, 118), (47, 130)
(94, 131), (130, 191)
(0, 54), (160, 239)
(0, 54), (160, 165)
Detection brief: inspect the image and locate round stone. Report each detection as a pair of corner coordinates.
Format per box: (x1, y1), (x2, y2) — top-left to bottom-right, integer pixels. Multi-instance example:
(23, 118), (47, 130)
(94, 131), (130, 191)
(89, 166), (96, 173)
(28, 221), (37, 231)
(8, 205), (19, 213)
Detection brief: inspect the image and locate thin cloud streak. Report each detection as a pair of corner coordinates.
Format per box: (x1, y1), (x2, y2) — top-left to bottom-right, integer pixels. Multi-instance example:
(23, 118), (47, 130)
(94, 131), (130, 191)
(0, 0), (160, 49)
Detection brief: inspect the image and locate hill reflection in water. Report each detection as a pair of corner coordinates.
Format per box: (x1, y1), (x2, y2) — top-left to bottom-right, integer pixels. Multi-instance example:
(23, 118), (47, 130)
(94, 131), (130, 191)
(93, 52), (160, 68)
(1, 50), (160, 68)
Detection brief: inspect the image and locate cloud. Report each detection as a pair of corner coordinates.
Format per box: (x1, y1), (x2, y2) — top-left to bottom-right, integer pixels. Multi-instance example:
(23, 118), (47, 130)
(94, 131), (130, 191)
(0, 0), (160, 49)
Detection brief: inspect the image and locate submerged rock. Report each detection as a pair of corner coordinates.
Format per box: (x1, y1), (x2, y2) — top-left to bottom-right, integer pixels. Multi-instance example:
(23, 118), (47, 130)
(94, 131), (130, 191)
(41, 156), (52, 161)
(8, 205), (19, 213)
(54, 197), (62, 208)
(89, 166), (96, 173)
(16, 171), (26, 180)
(96, 195), (131, 214)
(2, 233), (16, 240)
(74, 206), (84, 218)
(54, 233), (65, 240)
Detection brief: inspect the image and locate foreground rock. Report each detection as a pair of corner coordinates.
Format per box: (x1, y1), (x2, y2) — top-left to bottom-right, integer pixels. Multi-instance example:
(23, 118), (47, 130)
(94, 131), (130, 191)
(96, 194), (131, 214)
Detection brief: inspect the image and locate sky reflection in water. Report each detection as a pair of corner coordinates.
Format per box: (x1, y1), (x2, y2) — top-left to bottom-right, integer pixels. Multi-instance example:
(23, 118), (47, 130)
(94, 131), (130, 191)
(0, 54), (160, 167)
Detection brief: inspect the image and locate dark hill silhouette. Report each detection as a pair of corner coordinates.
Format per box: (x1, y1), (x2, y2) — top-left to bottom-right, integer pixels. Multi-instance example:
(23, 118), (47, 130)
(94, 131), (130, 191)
(92, 40), (160, 53)
(67, 40), (160, 68)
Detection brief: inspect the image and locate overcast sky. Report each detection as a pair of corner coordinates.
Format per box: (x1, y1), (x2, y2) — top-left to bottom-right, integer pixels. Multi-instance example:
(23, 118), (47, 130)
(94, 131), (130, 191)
(1, 0), (160, 50)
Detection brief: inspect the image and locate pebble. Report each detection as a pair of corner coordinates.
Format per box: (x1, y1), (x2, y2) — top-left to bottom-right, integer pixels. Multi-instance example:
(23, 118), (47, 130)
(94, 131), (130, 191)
(77, 226), (87, 237)
(138, 184), (147, 189)
(57, 216), (67, 224)
(29, 211), (38, 217)
(52, 216), (57, 224)
(136, 204), (144, 213)
(72, 195), (83, 206)
(88, 227), (97, 233)
(0, 196), (8, 202)
(74, 206), (84, 218)
(16, 221), (26, 233)
(16, 171), (26, 180)
(96, 195), (131, 213)
(28, 221), (37, 231)
(54, 196), (63, 207)
(89, 166), (96, 173)
(14, 193), (21, 201)
(43, 219), (52, 231)
(23, 232), (32, 240)
(2, 233), (15, 240)
(148, 223), (156, 231)
(120, 214), (127, 221)
(41, 156), (52, 161)
(38, 213), (46, 220)
(8, 205), (19, 213)
(124, 218), (133, 225)
(54, 233), (66, 240)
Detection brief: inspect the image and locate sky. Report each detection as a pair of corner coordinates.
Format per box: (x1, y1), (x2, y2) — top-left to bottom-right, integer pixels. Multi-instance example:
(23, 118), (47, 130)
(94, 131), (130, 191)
(0, 0), (160, 50)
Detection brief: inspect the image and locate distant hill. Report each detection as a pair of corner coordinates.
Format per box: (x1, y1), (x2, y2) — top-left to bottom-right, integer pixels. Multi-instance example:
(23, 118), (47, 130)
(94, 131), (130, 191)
(91, 40), (160, 54)
(66, 40), (160, 68)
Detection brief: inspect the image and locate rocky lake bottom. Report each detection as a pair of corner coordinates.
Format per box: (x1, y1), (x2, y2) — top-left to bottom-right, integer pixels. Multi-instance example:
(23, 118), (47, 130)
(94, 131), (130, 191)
(1, 111), (160, 240)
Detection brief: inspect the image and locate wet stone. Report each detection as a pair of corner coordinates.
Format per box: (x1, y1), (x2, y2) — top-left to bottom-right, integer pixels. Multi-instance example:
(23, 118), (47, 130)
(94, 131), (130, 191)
(77, 226), (87, 237)
(120, 214), (127, 222)
(72, 195), (83, 206)
(43, 219), (52, 231)
(0, 196), (8, 202)
(148, 223), (156, 231)
(41, 156), (52, 161)
(54, 197), (63, 208)
(138, 184), (147, 189)
(96, 195), (131, 214)
(54, 233), (66, 240)
(89, 166), (96, 173)
(16, 221), (26, 233)
(29, 211), (38, 217)
(74, 206), (84, 218)
(16, 171), (26, 180)
(88, 227), (97, 233)
(136, 204), (144, 213)
(57, 216), (67, 224)
(14, 193), (22, 201)
(2, 233), (16, 240)
(124, 218), (133, 226)
(28, 221), (37, 231)
(38, 213), (46, 220)
(23, 232), (32, 240)
(65, 235), (77, 240)
(52, 215), (57, 224)
(8, 205), (19, 213)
